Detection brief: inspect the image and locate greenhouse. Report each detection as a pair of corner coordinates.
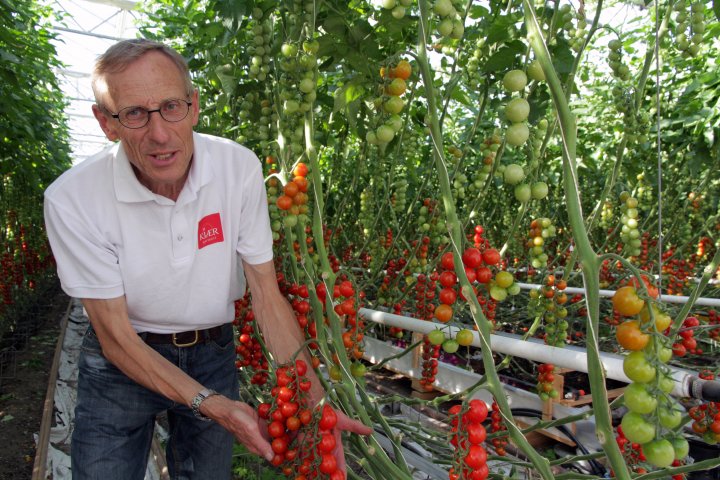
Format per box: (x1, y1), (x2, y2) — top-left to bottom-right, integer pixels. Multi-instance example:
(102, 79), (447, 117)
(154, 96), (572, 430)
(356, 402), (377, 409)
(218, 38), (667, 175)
(1, 0), (719, 479)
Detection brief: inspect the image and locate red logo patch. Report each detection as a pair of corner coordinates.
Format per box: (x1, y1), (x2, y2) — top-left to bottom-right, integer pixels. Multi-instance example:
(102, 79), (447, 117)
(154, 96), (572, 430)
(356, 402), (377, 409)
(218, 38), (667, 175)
(198, 213), (224, 249)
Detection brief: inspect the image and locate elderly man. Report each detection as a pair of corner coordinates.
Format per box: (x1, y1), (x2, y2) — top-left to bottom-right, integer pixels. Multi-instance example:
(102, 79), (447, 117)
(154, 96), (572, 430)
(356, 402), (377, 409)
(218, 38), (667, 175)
(44, 38), (370, 479)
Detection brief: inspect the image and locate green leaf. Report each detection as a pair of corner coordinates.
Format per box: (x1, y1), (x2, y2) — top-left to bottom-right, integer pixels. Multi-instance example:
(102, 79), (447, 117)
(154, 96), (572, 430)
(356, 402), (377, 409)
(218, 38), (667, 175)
(214, 64), (237, 96)
(714, 0), (720, 21)
(482, 41), (526, 72)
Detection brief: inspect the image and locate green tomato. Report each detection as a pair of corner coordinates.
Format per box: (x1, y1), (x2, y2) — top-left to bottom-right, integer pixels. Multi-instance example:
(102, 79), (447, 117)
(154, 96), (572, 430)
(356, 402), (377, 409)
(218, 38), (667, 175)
(489, 285), (508, 302)
(506, 123), (529, 147)
(527, 60), (545, 81)
(505, 97), (530, 123)
(620, 411), (655, 444)
(657, 404), (683, 429)
(623, 382), (657, 414)
(281, 43), (298, 57)
(350, 362), (367, 378)
(623, 351), (656, 383)
(383, 95), (405, 114)
(503, 69), (528, 92)
(642, 439), (675, 468)
(376, 125), (395, 144)
(670, 436), (689, 459)
(442, 338), (459, 353)
(514, 183), (532, 203)
(427, 329), (445, 346)
(503, 163), (525, 185)
(433, 0), (454, 17)
(658, 372), (675, 393)
(531, 181), (549, 200)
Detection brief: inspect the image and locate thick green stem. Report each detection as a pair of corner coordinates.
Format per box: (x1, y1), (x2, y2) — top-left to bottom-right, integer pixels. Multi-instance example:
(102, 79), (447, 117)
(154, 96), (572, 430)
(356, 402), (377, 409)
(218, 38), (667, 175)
(523, 2), (631, 478)
(416, 1), (555, 478)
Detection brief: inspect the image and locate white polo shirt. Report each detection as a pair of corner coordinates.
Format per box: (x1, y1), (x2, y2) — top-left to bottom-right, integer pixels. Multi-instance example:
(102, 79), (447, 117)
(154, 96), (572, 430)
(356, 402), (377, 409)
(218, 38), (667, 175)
(44, 132), (273, 333)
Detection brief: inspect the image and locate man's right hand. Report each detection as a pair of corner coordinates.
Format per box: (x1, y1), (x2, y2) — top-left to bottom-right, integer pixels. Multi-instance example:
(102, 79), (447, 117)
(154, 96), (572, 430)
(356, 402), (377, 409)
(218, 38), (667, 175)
(200, 395), (275, 461)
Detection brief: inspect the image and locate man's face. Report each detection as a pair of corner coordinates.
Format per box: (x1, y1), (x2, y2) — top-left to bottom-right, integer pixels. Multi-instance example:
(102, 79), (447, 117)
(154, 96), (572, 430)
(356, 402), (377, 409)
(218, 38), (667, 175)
(93, 51), (199, 196)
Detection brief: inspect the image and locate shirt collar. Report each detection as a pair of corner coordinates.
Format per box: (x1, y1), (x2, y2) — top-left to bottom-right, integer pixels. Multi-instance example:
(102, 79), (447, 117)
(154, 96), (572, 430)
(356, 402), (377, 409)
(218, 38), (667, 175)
(113, 132), (213, 205)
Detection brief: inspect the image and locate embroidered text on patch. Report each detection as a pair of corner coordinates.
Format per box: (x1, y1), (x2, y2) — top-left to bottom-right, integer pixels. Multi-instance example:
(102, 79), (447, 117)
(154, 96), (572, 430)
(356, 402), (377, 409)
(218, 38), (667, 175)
(198, 213), (224, 249)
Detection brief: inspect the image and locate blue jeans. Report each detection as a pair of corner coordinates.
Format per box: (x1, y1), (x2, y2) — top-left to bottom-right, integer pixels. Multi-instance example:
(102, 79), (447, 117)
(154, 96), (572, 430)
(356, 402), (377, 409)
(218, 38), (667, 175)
(71, 324), (239, 480)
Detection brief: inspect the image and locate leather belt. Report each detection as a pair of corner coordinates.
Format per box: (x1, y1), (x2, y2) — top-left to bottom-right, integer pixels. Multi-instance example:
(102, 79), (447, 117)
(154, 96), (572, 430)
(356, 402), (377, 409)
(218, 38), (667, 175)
(139, 324), (226, 348)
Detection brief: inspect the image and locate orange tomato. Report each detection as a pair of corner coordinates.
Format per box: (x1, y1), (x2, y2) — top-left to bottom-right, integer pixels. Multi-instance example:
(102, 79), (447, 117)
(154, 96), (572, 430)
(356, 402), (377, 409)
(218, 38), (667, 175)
(612, 286), (645, 316)
(393, 59), (412, 80)
(276, 195), (293, 210)
(434, 304), (453, 323)
(616, 320), (650, 351)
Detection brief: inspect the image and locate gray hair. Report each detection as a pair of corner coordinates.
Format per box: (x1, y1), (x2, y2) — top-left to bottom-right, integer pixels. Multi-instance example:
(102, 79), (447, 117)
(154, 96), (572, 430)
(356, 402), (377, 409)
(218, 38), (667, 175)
(91, 39), (193, 106)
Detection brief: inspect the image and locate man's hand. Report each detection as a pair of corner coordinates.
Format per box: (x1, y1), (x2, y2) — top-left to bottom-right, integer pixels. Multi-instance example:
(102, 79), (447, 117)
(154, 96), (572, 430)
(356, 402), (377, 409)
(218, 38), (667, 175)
(330, 409), (374, 473)
(201, 395), (275, 461)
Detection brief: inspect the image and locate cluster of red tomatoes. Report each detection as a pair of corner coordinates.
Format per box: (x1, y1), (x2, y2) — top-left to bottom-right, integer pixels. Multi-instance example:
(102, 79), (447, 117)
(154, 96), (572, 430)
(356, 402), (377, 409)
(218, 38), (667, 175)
(413, 270), (437, 321)
(233, 297), (269, 385)
(258, 361), (344, 480)
(432, 246), (502, 324)
(673, 316), (702, 356)
(448, 399), (489, 480)
(689, 401), (720, 444)
(535, 363), (559, 401)
(489, 400), (508, 456)
(419, 334), (441, 391)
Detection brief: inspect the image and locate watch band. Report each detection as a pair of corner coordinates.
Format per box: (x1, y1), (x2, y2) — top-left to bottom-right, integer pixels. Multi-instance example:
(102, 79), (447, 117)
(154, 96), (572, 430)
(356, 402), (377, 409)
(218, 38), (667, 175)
(191, 388), (219, 421)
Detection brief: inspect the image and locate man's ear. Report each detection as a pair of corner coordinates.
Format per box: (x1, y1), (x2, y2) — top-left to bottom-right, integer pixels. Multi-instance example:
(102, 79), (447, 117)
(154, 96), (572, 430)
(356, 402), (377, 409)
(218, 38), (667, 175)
(92, 104), (120, 142)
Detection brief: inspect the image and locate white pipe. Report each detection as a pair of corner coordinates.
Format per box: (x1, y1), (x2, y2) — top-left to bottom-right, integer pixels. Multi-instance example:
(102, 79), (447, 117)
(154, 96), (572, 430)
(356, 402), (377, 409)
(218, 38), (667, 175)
(515, 282), (720, 307)
(359, 308), (697, 398)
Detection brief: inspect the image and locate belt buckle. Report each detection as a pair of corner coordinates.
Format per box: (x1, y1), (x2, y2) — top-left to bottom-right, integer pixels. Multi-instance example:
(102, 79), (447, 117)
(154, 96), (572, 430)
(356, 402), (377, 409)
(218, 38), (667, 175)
(172, 330), (199, 347)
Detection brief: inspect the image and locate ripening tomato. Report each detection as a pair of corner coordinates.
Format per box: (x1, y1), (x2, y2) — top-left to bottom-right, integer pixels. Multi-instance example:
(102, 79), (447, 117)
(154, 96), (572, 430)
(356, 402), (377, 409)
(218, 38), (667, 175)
(612, 286), (645, 316)
(639, 305), (672, 332)
(293, 162), (309, 177)
(616, 320), (650, 351)
(455, 328), (474, 346)
(393, 59), (412, 80)
(434, 304), (453, 323)
(276, 195), (293, 210)
(629, 274), (659, 299)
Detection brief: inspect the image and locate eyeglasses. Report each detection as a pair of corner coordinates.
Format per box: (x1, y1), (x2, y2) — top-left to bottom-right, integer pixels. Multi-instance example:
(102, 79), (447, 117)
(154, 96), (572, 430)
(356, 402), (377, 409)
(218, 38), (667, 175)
(109, 99), (192, 129)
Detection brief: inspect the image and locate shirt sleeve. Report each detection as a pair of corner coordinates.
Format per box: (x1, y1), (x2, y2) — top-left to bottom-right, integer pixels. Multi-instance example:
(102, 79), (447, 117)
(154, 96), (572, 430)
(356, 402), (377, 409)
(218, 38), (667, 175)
(44, 195), (125, 299)
(236, 156), (274, 265)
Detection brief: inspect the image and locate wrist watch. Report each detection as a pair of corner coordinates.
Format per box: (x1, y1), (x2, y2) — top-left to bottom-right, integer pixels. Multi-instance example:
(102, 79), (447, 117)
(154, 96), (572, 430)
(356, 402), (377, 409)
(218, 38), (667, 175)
(191, 388), (219, 421)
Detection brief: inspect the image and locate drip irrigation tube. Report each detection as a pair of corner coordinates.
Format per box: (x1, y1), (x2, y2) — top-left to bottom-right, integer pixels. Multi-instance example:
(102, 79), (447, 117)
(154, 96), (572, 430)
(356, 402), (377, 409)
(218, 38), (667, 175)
(515, 282), (720, 307)
(359, 307), (720, 401)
